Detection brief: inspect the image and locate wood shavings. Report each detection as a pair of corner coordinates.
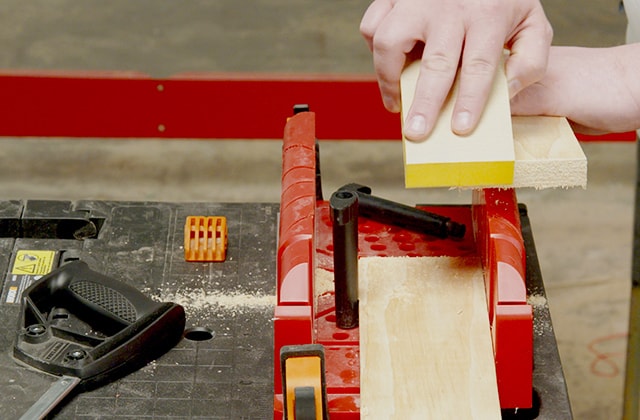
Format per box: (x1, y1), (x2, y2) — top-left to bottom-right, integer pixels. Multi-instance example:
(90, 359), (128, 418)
(527, 294), (547, 308)
(314, 268), (335, 297)
(158, 288), (275, 319)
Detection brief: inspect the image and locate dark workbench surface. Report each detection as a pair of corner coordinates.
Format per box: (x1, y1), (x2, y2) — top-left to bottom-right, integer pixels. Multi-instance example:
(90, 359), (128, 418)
(0, 200), (571, 419)
(0, 200), (277, 419)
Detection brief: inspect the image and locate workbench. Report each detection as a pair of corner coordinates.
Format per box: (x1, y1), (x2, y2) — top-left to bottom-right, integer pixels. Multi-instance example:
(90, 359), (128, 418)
(0, 201), (277, 418)
(0, 196), (569, 419)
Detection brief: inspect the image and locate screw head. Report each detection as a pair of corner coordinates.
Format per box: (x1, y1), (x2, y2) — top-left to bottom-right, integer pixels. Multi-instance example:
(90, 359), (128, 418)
(65, 349), (88, 361)
(25, 324), (46, 336)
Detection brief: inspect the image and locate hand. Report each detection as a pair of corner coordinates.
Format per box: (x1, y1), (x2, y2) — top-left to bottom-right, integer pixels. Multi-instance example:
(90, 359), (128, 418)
(511, 45), (640, 135)
(360, 0), (553, 140)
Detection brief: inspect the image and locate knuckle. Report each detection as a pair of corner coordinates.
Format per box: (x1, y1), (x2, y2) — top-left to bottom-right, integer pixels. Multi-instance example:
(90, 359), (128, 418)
(454, 91), (484, 109)
(410, 85), (447, 115)
(461, 57), (495, 77)
(513, 53), (548, 82)
(421, 52), (457, 75)
(411, 93), (438, 109)
(359, 21), (374, 38)
(372, 33), (398, 56)
(525, 66), (546, 85)
(530, 7), (554, 42)
(528, 59), (547, 80)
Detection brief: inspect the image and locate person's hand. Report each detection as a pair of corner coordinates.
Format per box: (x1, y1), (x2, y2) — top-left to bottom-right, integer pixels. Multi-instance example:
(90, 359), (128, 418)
(360, 0), (553, 141)
(511, 45), (640, 135)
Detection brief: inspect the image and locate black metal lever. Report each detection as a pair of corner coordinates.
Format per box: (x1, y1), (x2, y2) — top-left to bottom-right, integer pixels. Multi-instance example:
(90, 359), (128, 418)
(336, 183), (465, 239)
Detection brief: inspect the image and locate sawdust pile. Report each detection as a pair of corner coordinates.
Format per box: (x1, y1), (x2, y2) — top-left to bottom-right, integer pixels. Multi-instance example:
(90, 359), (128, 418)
(314, 268), (335, 297)
(158, 288), (275, 319)
(527, 294), (547, 308)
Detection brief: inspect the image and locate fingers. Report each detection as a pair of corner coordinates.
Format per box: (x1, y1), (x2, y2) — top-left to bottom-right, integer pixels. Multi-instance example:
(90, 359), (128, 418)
(449, 21), (506, 136)
(505, 7), (553, 98)
(363, 0), (467, 129)
(509, 82), (547, 115)
(360, 0), (394, 52)
(369, 5), (426, 113)
(361, 0), (553, 141)
(403, 26), (465, 140)
(405, 7), (551, 139)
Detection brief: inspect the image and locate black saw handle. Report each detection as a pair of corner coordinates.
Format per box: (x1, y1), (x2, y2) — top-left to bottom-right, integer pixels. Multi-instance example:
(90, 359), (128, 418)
(14, 260), (185, 390)
(26, 260), (162, 330)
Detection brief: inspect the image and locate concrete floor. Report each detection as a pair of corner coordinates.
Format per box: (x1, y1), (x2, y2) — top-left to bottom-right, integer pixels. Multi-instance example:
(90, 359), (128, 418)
(0, 1), (635, 418)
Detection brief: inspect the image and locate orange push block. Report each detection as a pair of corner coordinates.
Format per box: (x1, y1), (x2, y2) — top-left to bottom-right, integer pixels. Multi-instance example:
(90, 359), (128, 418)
(184, 216), (227, 262)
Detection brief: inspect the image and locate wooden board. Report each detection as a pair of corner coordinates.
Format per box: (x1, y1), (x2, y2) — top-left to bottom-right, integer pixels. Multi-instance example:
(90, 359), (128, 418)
(511, 116), (587, 189)
(401, 61), (587, 189)
(359, 256), (501, 419)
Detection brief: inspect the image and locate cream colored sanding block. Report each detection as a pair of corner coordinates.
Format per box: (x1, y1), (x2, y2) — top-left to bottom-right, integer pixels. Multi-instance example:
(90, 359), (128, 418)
(401, 60), (587, 189)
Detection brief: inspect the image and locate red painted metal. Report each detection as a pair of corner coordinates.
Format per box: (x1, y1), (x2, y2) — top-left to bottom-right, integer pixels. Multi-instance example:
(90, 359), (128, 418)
(576, 131), (636, 142)
(0, 72), (399, 140)
(0, 70), (634, 141)
(275, 112), (534, 418)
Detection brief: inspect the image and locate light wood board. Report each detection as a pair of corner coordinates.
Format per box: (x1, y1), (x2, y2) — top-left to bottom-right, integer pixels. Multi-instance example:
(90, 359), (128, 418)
(401, 60), (587, 189)
(359, 256), (501, 419)
(511, 116), (587, 189)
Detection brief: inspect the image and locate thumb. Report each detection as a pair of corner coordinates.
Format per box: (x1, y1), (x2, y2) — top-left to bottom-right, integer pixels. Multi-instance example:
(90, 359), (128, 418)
(505, 14), (553, 97)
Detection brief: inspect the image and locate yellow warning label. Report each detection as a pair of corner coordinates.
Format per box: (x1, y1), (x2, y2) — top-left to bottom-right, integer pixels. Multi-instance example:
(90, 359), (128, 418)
(11, 250), (56, 276)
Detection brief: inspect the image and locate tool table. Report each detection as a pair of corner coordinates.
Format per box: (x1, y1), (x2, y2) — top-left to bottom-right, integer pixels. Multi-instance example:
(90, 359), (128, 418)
(0, 199), (570, 419)
(0, 201), (277, 418)
(0, 71), (595, 419)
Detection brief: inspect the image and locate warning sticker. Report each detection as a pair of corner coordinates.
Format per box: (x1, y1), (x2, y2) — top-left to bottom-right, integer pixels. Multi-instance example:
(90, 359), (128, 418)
(12, 250), (56, 275)
(2, 250), (58, 305)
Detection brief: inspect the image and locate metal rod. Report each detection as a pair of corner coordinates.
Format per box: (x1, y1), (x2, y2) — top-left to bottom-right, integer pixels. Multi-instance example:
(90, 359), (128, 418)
(20, 375), (81, 420)
(330, 190), (359, 329)
(624, 137), (640, 420)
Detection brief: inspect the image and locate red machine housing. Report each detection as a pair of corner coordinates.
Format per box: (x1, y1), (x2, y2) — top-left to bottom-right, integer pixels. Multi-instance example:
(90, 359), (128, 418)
(274, 112), (533, 417)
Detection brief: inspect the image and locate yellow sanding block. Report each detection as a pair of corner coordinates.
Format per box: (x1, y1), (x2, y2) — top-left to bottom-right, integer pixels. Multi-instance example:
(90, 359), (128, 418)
(401, 60), (515, 188)
(401, 60), (587, 189)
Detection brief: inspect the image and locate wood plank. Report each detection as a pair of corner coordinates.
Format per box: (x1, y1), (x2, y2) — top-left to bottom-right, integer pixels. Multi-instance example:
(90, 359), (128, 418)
(401, 61), (587, 189)
(511, 116), (587, 189)
(359, 256), (501, 419)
